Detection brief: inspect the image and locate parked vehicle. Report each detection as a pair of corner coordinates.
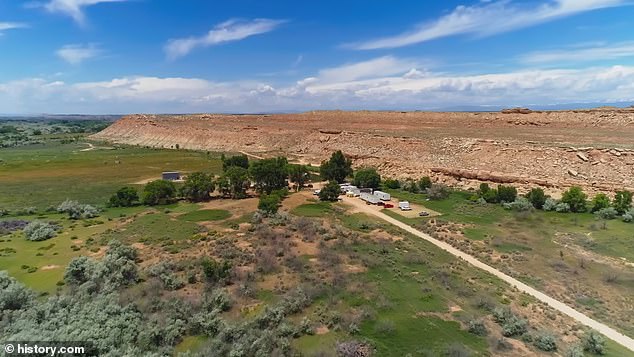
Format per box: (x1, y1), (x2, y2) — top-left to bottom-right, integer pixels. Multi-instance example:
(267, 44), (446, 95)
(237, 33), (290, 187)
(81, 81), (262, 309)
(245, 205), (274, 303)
(384, 203), (394, 208)
(399, 201), (412, 211)
(313, 189), (321, 195)
(419, 211), (430, 217)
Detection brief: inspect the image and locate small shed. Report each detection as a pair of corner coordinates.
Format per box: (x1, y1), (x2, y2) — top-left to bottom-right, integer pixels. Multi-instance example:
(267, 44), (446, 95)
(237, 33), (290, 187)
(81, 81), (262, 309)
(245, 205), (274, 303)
(162, 171), (181, 181)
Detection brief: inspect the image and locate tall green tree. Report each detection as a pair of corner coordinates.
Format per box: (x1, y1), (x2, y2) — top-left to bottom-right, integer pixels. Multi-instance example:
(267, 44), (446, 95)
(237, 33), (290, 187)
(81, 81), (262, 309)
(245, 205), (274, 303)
(561, 186), (587, 213)
(320, 150), (353, 183)
(180, 172), (215, 202)
(319, 181), (341, 202)
(353, 168), (381, 189)
(108, 187), (140, 207)
(221, 154), (249, 172)
(288, 164), (310, 191)
(249, 157), (289, 194)
(613, 190), (633, 214)
(219, 166), (249, 199)
(142, 180), (176, 206)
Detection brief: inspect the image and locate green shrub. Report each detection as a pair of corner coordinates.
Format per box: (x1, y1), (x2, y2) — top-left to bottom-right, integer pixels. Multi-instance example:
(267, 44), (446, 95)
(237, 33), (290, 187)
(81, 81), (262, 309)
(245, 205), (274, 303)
(594, 207), (618, 220)
(565, 344), (584, 357)
(497, 185), (518, 203)
(467, 320), (487, 336)
(526, 187), (547, 209)
(613, 190), (633, 214)
(23, 221), (58, 241)
(503, 197), (534, 211)
(418, 176), (432, 191)
(57, 199), (100, 219)
(555, 202), (571, 213)
(383, 179), (400, 189)
(534, 331), (557, 351)
(258, 194), (281, 216)
(582, 331), (605, 355)
(561, 186), (588, 213)
(543, 198), (558, 211)
(426, 183), (450, 200)
(591, 193), (611, 212)
(201, 258), (232, 285)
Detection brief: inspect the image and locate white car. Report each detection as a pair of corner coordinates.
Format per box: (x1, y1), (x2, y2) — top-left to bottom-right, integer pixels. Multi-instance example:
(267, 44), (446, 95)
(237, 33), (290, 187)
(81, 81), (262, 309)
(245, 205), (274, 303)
(313, 189), (321, 195)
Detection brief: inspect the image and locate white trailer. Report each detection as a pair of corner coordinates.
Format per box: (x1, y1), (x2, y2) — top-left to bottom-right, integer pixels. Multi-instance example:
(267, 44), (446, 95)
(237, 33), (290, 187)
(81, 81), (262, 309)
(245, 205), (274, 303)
(399, 201), (412, 211)
(373, 190), (391, 201)
(360, 192), (380, 205)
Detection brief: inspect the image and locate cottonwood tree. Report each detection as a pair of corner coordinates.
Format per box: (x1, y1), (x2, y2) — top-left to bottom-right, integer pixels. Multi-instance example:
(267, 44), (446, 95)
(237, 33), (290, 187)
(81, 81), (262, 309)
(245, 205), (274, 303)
(288, 164), (310, 191)
(218, 166), (249, 199)
(353, 168), (381, 189)
(180, 172), (215, 202)
(142, 180), (177, 205)
(249, 157), (288, 194)
(320, 150), (353, 183)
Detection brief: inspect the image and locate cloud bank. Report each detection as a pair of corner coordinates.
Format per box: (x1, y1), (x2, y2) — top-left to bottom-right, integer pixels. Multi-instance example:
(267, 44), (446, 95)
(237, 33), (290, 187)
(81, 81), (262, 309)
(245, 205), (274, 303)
(2, 59), (634, 113)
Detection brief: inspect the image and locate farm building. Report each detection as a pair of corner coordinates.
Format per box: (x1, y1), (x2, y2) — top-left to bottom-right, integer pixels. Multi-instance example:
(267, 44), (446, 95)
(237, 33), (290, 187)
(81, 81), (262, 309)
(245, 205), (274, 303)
(162, 171), (181, 181)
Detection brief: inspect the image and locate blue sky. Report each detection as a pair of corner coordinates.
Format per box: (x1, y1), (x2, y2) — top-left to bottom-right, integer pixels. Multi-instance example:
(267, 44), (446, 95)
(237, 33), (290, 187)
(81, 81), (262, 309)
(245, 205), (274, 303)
(1, 0), (634, 113)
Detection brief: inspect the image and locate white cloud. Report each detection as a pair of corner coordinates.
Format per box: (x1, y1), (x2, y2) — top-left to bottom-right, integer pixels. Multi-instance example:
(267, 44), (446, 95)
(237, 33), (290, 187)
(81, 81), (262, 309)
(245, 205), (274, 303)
(522, 42), (634, 64)
(56, 44), (102, 64)
(350, 0), (628, 50)
(165, 18), (286, 60)
(317, 56), (420, 83)
(41, 0), (128, 25)
(0, 22), (28, 35)
(2, 63), (634, 113)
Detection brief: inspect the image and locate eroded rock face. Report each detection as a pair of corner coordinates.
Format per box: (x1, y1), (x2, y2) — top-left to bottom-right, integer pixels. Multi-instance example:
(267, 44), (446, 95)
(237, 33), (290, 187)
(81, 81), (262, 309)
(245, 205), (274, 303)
(91, 109), (634, 194)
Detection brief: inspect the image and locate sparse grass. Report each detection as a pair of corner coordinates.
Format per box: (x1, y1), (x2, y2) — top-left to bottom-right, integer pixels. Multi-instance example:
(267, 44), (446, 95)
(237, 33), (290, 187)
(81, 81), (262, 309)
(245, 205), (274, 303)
(99, 212), (201, 252)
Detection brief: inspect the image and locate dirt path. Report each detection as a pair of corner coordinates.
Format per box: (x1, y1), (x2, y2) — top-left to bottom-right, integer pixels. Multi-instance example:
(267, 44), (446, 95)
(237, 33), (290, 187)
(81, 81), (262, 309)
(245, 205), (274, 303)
(341, 195), (634, 352)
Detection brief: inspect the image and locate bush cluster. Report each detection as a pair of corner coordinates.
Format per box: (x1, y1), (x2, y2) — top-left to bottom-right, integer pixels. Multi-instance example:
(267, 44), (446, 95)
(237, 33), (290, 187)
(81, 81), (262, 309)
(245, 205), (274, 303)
(57, 199), (100, 220)
(23, 220), (59, 241)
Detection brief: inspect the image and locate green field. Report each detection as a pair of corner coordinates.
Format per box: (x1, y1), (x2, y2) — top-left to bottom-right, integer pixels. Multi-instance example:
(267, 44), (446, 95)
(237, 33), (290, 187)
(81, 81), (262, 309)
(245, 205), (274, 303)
(178, 209), (232, 222)
(0, 140), (222, 210)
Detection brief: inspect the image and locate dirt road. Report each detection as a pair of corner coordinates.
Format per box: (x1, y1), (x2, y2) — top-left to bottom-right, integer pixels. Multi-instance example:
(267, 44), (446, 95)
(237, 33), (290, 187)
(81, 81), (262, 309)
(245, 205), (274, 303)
(341, 195), (634, 352)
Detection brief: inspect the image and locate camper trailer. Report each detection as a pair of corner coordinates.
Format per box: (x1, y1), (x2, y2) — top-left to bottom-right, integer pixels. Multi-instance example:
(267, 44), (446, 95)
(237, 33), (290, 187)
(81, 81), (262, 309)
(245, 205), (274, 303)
(360, 192), (380, 205)
(373, 191), (391, 201)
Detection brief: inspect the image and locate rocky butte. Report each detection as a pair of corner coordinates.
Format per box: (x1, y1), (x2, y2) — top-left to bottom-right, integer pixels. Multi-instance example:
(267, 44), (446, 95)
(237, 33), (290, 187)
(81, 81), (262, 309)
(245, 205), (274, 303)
(92, 108), (634, 195)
